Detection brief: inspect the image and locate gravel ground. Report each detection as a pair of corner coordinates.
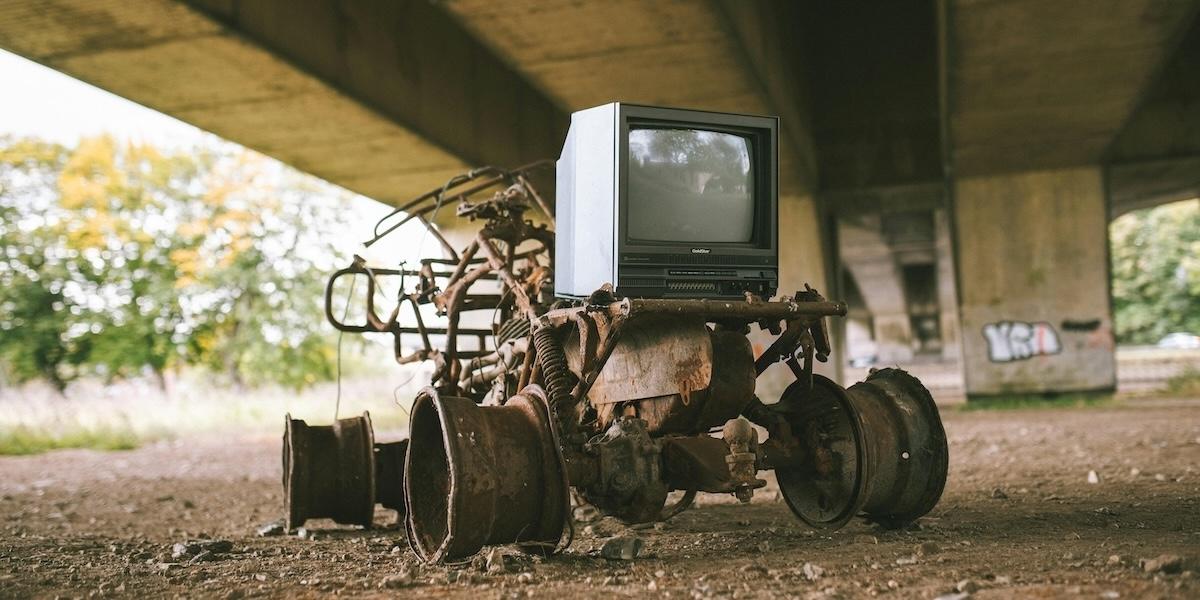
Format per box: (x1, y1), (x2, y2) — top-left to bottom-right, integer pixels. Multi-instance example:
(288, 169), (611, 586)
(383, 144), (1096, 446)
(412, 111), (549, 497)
(1, 397), (1198, 599)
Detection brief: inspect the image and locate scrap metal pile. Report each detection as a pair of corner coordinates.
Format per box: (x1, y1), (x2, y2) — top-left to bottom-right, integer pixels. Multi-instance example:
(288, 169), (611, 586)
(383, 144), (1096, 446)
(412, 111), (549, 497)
(283, 163), (949, 563)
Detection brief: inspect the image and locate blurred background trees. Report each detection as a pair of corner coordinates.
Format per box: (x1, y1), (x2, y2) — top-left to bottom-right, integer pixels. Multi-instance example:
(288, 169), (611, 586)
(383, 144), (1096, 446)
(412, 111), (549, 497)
(1110, 198), (1200, 345)
(0, 135), (353, 391)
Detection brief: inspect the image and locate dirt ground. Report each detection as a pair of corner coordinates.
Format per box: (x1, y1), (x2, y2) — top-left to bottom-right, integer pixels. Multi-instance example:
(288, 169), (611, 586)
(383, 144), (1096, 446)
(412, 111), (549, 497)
(2, 398), (1198, 599)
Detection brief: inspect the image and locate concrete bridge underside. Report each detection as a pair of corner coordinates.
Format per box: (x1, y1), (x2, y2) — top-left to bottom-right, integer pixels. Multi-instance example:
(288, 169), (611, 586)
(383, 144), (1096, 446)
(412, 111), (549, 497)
(1, 0), (1198, 397)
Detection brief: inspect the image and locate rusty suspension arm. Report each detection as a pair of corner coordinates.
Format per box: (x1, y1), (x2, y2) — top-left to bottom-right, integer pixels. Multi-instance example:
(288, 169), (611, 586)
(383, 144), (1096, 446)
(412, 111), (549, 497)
(541, 297), (846, 328)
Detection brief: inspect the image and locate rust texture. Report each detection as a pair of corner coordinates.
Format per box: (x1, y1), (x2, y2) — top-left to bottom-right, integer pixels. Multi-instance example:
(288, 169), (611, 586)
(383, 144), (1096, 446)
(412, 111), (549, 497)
(297, 166), (948, 563)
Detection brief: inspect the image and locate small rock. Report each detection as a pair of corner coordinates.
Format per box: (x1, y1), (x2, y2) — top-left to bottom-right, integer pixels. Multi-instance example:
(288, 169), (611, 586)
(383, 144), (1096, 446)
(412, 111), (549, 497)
(896, 556), (918, 566)
(485, 548), (514, 574)
(1107, 554), (1123, 566)
(380, 572), (412, 589)
(256, 521), (285, 537)
(188, 550), (214, 564)
(198, 540), (233, 553)
(1129, 468), (1141, 477)
(171, 543), (191, 560)
(802, 562), (826, 581)
(573, 504), (601, 524)
(296, 527), (313, 540)
(517, 572), (534, 585)
(1087, 470), (1101, 484)
(736, 519), (751, 527)
(600, 535), (644, 561)
(991, 488), (1009, 499)
(916, 541), (941, 556)
(647, 580), (658, 591)
(933, 593), (969, 600)
(1141, 554), (1183, 574)
(652, 522), (668, 532)
(1099, 591), (1120, 599)
(956, 579), (979, 594)
(756, 540), (771, 553)
(1154, 473), (1167, 482)
(994, 576), (1012, 585)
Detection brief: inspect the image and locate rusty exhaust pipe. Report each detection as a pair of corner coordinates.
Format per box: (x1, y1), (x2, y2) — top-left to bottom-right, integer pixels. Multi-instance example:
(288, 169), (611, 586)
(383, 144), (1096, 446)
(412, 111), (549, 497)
(404, 386), (569, 563)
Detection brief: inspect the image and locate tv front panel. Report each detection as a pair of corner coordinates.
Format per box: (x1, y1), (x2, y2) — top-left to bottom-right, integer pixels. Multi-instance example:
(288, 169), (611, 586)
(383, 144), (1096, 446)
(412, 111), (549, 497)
(556, 103), (779, 300)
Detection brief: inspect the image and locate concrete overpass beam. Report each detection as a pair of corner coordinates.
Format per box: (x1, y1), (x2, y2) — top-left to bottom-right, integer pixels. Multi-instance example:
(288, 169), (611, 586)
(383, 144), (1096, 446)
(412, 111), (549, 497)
(952, 167), (1116, 397)
(838, 217), (914, 364)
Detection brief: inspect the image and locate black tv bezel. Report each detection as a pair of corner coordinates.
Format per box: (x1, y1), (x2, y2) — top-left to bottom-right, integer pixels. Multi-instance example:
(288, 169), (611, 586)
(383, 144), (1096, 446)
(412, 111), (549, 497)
(616, 104), (779, 264)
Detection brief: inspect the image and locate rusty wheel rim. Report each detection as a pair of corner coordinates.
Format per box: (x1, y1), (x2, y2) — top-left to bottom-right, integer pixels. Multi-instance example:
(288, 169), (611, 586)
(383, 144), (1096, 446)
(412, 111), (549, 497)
(773, 375), (868, 530)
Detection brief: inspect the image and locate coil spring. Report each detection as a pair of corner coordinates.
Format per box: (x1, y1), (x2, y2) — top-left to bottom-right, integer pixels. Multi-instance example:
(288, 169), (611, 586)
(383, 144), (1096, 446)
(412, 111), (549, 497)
(495, 315), (532, 347)
(532, 326), (575, 429)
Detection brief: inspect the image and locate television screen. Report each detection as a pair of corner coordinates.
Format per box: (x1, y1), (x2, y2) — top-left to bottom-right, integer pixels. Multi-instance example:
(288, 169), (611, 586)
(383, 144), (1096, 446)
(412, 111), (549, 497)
(627, 128), (755, 244)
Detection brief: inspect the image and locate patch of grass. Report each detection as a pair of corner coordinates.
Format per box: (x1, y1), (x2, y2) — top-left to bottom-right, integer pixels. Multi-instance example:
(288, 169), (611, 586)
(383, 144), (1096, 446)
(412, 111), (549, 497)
(0, 372), (422, 456)
(0, 424), (144, 455)
(958, 392), (1115, 411)
(1163, 368), (1200, 397)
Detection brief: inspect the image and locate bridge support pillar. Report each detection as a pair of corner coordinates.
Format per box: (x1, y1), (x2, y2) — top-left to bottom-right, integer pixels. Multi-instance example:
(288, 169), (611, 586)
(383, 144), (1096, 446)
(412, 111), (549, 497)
(952, 167), (1116, 398)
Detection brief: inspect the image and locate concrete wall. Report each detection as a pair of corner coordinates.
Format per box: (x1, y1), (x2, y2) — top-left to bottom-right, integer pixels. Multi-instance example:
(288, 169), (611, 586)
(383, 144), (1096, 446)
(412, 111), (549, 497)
(934, 209), (962, 362)
(953, 167), (1116, 396)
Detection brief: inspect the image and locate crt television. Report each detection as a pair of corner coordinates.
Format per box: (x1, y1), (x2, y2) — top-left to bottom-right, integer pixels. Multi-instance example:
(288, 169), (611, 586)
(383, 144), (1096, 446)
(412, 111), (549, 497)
(555, 103), (778, 300)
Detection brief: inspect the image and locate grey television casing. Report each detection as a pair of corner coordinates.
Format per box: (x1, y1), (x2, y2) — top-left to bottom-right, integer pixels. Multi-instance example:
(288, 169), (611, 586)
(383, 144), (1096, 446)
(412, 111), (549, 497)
(555, 102), (779, 300)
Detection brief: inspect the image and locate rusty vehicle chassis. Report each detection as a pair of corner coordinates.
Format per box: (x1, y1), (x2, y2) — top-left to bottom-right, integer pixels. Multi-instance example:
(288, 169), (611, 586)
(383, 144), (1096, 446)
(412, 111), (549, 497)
(287, 163), (949, 564)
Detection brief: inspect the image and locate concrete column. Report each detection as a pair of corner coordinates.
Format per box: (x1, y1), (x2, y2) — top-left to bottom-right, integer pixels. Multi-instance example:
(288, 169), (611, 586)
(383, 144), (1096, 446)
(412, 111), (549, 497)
(953, 167), (1116, 397)
(838, 216), (914, 364)
(777, 194), (829, 296)
(934, 209), (961, 362)
(871, 313), (915, 363)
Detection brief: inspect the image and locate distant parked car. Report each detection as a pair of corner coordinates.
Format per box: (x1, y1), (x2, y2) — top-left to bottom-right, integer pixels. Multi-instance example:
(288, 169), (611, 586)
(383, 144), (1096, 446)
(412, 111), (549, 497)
(1156, 332), (1200, 349)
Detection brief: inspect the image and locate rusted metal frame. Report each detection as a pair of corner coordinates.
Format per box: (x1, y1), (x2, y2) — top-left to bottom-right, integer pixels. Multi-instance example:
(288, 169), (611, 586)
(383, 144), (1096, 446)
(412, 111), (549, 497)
(501, 238), (517, 324)
(460, 352), (503, 385)
(623, 298), (846, 321)
(439, 260), (501, 388)
(367, 169), (510, 246)
(422, 246), (544, 268)
(541, 298), (845, 328)
(445, 241), (480, 290)
(568, 314), (629, 404)
(753, 317), (824, 376)
(757, 436), (810, 472)
(369, 159), (552, 248)
(516, 335), (536, 391)
(416, 214), (459, 262)
(517, 173), (553, 219)
(476, 232), (536, 319)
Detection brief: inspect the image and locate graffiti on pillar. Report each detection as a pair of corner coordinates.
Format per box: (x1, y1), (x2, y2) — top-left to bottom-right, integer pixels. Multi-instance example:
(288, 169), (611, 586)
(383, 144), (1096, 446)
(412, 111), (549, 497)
(982, 321), (1062, 363)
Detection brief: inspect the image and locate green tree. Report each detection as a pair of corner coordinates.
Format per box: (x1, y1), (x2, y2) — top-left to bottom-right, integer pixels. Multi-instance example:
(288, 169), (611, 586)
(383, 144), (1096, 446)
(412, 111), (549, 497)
(1110, 198), (1200, 344)
(0, 138), (85, 390)
(0, 135), (352, 390)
